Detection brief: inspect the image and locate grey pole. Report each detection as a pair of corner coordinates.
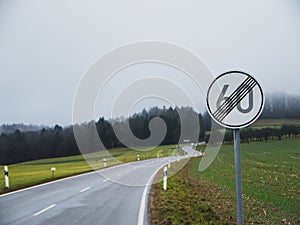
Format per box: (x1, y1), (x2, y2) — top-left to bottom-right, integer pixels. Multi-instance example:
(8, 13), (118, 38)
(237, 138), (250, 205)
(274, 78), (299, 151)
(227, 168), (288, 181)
(233, 129), (244, 225)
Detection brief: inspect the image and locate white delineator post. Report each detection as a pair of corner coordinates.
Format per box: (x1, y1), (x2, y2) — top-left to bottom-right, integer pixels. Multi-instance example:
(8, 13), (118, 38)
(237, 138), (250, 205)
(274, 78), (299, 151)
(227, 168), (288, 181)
(4, 166), (9, 188)
(163, 166), (167, 190)
(51, 167), (56, 178)
(103, 158), (107, 168)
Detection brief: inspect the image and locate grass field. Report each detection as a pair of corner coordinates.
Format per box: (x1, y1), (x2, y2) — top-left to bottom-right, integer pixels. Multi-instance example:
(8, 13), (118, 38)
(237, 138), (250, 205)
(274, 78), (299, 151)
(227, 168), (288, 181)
(0, 145), (183, 194)
(252, 119), (300, 128)
(150, 138), (300, 224)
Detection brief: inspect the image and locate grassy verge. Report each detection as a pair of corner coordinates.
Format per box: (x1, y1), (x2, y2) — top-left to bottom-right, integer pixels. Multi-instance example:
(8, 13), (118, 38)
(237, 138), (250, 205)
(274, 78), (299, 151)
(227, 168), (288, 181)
(149, 158), (230, 225)
(0, 145), (181, 194)
(150, 138), (300, 225)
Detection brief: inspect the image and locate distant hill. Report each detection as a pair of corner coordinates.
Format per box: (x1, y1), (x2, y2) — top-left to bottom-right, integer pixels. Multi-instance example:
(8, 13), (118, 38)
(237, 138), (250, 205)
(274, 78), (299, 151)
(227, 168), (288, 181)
(0, 124), (48, 134)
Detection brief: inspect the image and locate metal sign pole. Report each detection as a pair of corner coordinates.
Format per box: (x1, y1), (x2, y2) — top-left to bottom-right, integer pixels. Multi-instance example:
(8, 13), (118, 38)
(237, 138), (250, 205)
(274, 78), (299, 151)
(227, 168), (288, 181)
(233, 129), (243, 225)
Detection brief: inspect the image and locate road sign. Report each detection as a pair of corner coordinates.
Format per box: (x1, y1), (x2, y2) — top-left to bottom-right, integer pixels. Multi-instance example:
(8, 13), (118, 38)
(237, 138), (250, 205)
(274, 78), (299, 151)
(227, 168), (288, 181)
(206, 71), (264, 129)
(206, 71), (264, 225)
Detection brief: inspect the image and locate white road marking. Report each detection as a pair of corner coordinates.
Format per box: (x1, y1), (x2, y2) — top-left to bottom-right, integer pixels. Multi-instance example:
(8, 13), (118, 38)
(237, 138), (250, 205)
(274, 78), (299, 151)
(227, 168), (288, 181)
(80, 187), (90, 193)
(137, 165), (165, 225)
(0, 171), (96, 198)
(137, 146), (200, 225)
(33, 204), (56, 216)
(103, 179), (108, 182)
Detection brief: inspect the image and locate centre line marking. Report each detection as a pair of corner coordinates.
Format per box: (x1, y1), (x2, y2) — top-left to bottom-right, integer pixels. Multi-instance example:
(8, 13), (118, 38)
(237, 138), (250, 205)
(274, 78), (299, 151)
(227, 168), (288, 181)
(80, 187), (90, 193)
(33, 204), (56, 216)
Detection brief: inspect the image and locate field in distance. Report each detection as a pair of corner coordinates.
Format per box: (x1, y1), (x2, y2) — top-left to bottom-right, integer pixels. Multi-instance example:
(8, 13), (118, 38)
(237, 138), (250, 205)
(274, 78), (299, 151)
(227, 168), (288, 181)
(252, 119), (300, 128)
(0, 145), (183, 194)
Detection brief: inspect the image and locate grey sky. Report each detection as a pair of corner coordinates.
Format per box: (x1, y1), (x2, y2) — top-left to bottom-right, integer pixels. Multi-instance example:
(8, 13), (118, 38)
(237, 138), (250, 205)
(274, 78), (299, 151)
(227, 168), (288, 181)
(0, 0), (299, 125)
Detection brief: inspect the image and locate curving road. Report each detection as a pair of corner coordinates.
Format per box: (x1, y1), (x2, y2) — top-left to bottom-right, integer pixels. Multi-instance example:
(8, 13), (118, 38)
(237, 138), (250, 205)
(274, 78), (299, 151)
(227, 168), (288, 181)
(0, 146), (201, 225)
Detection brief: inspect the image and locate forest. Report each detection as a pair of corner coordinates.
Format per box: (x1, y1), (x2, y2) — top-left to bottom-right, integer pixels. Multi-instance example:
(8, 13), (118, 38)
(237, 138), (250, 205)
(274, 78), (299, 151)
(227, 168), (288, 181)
(0, 93), (299, 164)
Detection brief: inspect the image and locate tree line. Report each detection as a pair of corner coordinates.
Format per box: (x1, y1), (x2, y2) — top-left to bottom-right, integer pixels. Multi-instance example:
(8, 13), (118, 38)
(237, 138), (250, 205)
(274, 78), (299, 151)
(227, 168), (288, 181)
(0, 107), (205, 164)
(1, 92), (300, 165)
(205, 124), (300, 145)
(261, 93), (300, 119)
(0, 124), (48, 134)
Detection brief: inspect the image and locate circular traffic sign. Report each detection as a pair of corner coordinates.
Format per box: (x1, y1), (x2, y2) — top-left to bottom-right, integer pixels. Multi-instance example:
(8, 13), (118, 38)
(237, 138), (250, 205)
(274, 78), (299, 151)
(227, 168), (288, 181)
(206, 71), (264, 129)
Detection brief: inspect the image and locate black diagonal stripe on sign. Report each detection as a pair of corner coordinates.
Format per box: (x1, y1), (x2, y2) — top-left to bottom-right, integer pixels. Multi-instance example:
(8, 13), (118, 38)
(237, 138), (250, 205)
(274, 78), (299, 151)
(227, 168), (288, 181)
(216, 80), (256, 121)
(217, 81), (257, 121)
(216, 80), (257, 121)
(215, 79), (256, 120)
(213, 76), (257, 122)
(213, 77), (254, 119)
(213, 77), (253, 118)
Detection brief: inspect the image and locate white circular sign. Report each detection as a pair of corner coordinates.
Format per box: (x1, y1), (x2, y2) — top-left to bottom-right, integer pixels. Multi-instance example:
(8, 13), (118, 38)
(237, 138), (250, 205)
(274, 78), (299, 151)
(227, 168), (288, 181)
(206, 71), (264, 129)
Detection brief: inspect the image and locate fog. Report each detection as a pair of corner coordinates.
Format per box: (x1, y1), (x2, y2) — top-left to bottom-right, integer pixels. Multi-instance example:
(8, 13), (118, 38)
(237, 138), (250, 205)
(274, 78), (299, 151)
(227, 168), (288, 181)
(0, 0), (299, 125)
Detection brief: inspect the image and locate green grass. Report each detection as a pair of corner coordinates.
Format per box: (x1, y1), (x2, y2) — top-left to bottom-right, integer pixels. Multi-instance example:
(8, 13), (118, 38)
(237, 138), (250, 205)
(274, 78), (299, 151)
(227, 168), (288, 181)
(150, 159), (229, 225)
(150, 138), (300, 224)
(0, 145), (182, 194)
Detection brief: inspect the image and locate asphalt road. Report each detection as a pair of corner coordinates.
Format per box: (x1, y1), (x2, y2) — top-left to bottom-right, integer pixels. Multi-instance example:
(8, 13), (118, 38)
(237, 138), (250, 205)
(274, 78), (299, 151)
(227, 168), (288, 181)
(0, 146), (201, 225)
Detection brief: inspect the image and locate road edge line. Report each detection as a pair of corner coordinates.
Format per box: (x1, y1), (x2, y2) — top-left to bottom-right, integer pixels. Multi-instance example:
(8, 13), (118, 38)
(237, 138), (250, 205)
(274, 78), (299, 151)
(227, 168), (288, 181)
(137, 164), (166, 225)
(0, 159), (161, 198)
(0, 161), (132, 198)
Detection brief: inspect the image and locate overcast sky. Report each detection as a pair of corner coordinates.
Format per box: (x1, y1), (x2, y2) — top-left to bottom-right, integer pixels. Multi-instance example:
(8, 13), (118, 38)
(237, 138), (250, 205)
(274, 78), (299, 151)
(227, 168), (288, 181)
(0, 0), (299, 125)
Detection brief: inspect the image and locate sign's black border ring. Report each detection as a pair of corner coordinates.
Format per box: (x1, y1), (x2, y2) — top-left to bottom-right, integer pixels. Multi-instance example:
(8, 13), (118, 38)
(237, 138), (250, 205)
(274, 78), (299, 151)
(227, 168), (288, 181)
(206, 71), (265, 129)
